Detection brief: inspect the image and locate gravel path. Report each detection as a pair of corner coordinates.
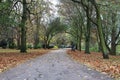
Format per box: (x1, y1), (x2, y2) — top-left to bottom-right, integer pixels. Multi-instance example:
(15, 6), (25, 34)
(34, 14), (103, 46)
(0, 49), (114, 80)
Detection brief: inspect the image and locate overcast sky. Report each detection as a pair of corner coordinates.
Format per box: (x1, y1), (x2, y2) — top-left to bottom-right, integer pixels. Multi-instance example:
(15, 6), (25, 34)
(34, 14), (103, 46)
(51, 0), (59, 5)
(49, 0), (60, 17)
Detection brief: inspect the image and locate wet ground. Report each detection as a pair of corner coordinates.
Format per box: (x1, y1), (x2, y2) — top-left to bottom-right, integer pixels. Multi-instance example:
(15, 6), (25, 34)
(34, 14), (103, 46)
(0, 49), (113, 80)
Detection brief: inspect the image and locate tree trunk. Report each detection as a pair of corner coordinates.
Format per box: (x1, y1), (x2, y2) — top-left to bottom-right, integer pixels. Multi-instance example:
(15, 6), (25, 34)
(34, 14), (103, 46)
(96, 6), (109, 59)
(34, 14), (40, 49)
(79, 38), (81, 51)
(43, 36), (47, 49)
(17, 35), (21, 49)
(78, 22), (82, 51)
(85, 7), (90, 54)
(89, 0), (109, 59)
(78, 36), (82, 51)
(110, 13), (117, 55)
(16, 27), (21, 49)
(110, 25), (116, 55)
(20, 0), (27, 53)
(76, 26), (79, 50)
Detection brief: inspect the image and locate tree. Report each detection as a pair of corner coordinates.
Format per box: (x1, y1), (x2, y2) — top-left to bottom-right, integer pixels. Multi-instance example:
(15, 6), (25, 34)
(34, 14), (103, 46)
(0, 0), (17, 49)
(58, 1), (85, 51)
(80, 0), (92, 54)
(43, 18), (67, 48)
(91, 1), (120, 55)
(89, 0), (109, 59)
(20, 0), (27, 52)
(25, 0), (54, 49)
(100, 1), (120, 55)
(71, 0), (109, 58)
(32, 0), (46, 49)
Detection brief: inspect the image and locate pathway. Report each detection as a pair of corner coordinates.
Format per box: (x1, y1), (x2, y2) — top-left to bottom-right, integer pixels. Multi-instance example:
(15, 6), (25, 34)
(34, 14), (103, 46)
(0, 49), (113, 80)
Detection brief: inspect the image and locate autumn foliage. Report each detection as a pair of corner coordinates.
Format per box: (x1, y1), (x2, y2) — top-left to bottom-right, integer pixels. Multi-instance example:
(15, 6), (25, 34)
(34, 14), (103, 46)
(0, 49), (50, 73)
(67, 50), (120, 79)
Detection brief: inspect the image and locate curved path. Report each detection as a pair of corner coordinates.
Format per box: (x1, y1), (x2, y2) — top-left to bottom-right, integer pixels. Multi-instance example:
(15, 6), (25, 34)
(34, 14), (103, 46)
(0, 49), (113, 80)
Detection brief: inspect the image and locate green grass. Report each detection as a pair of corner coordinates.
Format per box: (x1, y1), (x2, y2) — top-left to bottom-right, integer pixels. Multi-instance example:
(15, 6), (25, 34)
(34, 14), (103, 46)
(0, 49), (19, 53)
(0, 49), (46, 53)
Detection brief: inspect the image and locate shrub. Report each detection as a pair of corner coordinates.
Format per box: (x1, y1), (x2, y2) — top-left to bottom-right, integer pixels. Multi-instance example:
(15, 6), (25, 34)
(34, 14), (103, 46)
(34, 43), (42, 49)
(90, 46), (98, 52)
(53, 46), (58, 49)
(27, 44), (33, 49)
(0, 39), (7, 49)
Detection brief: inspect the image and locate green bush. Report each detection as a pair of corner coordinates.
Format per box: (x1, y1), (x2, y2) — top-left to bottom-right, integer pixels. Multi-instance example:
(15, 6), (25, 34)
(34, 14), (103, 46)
(27, 44), (33, 49)
(90, 46), (98, 52)
(34, 43), (42, 49)
(81, 45), (85, 50)
(53, 45), (58, 49)
(9, 42), (16, 49)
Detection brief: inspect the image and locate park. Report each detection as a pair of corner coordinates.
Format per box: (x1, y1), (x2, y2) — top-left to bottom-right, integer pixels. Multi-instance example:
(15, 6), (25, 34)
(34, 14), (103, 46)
(0, 0), (120, 80)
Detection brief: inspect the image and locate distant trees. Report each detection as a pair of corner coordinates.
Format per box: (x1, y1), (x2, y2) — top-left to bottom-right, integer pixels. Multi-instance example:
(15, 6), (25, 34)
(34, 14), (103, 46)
(0, 0), (16, 49)
(30, 0), (49, 49)
(41, 18), (67, 48)
(58, 1), (84, 51)
(0, 0), (66, 51)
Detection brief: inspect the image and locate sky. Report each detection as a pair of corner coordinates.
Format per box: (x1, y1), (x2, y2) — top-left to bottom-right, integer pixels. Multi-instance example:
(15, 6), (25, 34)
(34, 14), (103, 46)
(51, 0), (59, 5)
(42, 0), (60, 25)
(49, 0), (60, 17)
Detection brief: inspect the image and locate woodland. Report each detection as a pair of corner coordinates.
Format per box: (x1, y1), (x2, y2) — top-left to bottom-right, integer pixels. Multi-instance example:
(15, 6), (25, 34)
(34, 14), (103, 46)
(0, 0), (120, 79)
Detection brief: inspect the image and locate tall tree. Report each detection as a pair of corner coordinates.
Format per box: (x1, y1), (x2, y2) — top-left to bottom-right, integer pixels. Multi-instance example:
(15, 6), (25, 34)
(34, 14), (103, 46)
(33, 0), (44, 49)
(95, 1), (120, 55)
(43, 18), (67, 48)
(71, 0), (109, 58)
(90, 0), (109, 59)
(58, 1), (85, 51)
(81, 0), (92, 54)
(70, 0), (93, 54)
(20, 0), (27, 52)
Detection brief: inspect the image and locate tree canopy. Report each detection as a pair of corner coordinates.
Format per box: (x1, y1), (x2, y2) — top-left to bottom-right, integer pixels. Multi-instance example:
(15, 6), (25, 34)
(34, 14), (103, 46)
(0, 0), (120, 59)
